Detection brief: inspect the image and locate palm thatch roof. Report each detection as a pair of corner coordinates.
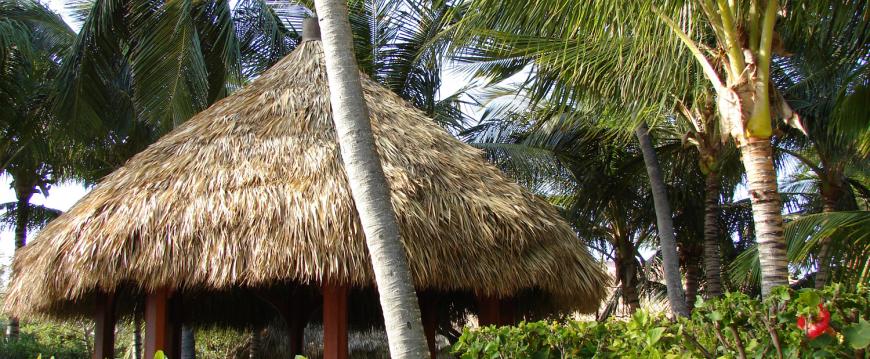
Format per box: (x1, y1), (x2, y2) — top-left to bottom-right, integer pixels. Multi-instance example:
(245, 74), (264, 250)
(4, 39), (609, 318)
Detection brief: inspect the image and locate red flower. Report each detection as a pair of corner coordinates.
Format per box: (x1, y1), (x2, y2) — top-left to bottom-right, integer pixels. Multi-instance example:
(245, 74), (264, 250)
(797, 304), (831, 339)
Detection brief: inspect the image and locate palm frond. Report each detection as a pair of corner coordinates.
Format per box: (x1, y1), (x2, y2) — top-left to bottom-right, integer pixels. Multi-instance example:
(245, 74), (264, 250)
(0, 202), (63, 232)
(129, 0), (209, 130)
(729, 210), (870, 288)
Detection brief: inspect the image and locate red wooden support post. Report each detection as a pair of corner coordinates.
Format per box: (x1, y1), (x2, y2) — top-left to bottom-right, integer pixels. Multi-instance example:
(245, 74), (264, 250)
(145, 288), (178, 359)
(93, 293), (116, 359)
(477, 294), (501, 327)
(322, 283), (348, 359)
(419, 293), (439, 359)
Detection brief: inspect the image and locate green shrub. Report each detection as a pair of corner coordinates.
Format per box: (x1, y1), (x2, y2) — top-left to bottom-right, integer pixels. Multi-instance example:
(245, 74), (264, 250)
(0, 320), (90, 359)
(453, 284), (869, 358)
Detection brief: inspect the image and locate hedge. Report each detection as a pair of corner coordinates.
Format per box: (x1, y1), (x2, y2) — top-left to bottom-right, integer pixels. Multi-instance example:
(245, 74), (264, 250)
(454, 284), (869, 358)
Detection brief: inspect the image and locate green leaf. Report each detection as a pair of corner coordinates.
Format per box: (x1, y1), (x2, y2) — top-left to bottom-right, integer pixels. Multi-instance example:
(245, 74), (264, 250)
(797, 290), (821, 307)
(707, 311), (723, 322)
(843, 319), (870, 349)
(808, 333), (835, 348)
(647, 327), (666, 346)
(483, 341), (499, 354)
(531, 348), (550, 359)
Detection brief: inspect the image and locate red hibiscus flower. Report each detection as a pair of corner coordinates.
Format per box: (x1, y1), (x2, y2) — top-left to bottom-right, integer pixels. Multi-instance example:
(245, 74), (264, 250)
(797, 304), (831, 339)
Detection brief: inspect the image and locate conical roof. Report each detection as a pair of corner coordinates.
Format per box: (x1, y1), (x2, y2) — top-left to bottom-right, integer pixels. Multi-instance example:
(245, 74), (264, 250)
(4, 40), (609, 317)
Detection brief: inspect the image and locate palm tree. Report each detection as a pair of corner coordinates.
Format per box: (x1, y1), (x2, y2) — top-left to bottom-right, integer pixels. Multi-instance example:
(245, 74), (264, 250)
(266, 0), (469, 131)
(313, 1), (428, 357)
(0, 0), (75, 339)
(56, 0), (272, 133)
(673, 92), (734, 298)
(453, 0), (868, 297)
(61, 0), (466, 134)
(634, 122), (690, 316)
(462, 94), (674, 315)
(771, 19), (869, 288)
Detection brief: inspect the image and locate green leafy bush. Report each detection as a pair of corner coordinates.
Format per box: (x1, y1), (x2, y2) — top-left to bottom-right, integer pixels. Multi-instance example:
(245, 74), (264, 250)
(453, 284), (869, 358)
(0, 320), (91, 359)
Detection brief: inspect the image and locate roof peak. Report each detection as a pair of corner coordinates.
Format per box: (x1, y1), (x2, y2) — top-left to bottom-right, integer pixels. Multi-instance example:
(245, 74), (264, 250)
(302, 17), (321, 42)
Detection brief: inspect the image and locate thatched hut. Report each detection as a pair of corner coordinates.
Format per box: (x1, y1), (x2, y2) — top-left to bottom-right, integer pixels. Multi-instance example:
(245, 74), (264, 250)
(3, 19), (608, 359)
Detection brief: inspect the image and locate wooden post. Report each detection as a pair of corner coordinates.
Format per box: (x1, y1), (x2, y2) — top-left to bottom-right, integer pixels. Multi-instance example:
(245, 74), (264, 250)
(322, 283), (348, 359)
(477, 295), (501, 327)
(93, 293), (116, 359)
(145, 288), (179, 359)
(418, 293), (439, 359)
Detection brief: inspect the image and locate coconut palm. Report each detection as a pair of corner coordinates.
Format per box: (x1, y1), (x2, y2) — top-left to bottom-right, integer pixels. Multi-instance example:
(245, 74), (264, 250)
(771, 31), (869, 288)
(462, 93), (674, 315)
(60, 0), (466, 136)
(264, 0), (469, 131)
(729, 207), (870, 290)
(0, 0), (75, 339)
(55, 0), (265, 134)
(452, 0), (869, 297)
(313, 1), (429, 357)
(633, 122), (690, 315)
(669, 91), (748, 298)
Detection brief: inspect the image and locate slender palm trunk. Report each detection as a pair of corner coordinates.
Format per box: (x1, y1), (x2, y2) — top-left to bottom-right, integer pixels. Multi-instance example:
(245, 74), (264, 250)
(815, 184), (841, 289)
(5, 184), (33, 340)
(740, 138), (788, 295)
(181, 325), (195, 359)
(615, 239), (640, 314)
(704, 172), (723, 298)
(133, 311), (143, 359)
(312, 3), (428, 358)
(634, 123), (689, 317)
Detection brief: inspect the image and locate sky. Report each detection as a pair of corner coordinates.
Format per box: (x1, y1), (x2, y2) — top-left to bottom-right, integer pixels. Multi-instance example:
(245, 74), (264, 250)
(0, 176), (89, 271)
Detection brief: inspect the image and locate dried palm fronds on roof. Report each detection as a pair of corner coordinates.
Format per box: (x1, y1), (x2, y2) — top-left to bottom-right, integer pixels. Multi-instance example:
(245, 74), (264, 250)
(4, 40), (609, 318)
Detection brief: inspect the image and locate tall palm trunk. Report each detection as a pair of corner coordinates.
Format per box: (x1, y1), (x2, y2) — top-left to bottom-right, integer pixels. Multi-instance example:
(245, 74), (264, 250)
(815, 182), (842, 289)
(634, 123), (689, 317)
(312, 2), (428, 358)
(660, 0), (790, 298)
(5, 183), (34, 340)
(740, 138), (788, 295)
(704, 172), (723, 297)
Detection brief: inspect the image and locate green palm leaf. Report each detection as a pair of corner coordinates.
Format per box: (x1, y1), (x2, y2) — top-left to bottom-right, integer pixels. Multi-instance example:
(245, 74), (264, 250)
(729, 211), (870, 288)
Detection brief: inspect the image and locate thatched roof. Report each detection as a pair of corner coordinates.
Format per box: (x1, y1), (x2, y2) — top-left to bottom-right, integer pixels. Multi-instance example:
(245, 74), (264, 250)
(4, 39), (608, 318)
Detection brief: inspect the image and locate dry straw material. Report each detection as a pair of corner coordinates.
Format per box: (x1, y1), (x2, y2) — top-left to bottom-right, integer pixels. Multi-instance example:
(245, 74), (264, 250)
(4, 40), (609, 318)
